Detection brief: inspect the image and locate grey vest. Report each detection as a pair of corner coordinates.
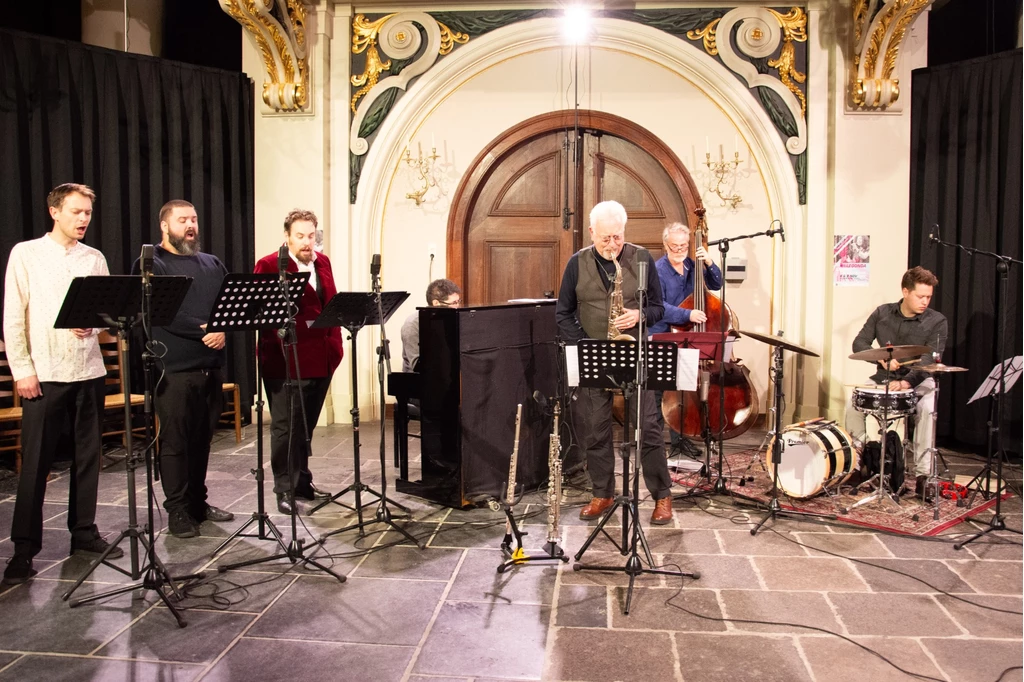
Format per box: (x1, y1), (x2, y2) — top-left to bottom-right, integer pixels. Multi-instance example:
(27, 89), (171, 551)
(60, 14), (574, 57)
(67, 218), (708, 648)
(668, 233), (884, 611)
(575, 243), (641, 339)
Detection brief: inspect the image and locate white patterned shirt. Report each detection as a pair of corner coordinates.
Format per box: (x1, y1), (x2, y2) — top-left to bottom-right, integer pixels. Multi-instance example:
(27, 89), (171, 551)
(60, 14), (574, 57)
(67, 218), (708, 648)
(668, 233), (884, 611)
(3, 233), (109, 383)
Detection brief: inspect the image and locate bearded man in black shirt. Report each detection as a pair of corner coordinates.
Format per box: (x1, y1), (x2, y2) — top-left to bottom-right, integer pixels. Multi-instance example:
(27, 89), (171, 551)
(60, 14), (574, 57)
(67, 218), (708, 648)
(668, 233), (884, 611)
(133, 200), (235, 538)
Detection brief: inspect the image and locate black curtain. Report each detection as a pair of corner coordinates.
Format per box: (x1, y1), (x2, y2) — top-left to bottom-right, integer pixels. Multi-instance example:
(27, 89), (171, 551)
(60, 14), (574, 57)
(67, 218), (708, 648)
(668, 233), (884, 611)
(909, 49), (1023, 458)
(0, 28), (256, 414)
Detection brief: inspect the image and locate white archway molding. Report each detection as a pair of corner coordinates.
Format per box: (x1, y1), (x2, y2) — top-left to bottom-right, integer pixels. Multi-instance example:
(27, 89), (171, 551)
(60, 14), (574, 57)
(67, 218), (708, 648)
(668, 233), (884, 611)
(350, 16), (816, 407)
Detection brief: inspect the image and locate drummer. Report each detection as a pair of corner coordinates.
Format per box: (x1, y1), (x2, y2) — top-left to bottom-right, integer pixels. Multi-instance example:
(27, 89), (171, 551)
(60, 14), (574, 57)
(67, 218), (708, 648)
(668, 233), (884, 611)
(847, 266), (947, 501)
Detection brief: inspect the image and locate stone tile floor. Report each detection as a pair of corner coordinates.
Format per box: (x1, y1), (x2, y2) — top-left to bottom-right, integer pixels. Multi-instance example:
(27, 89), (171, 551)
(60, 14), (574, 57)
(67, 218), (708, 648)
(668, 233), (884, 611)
(0, 424), (1020, 682)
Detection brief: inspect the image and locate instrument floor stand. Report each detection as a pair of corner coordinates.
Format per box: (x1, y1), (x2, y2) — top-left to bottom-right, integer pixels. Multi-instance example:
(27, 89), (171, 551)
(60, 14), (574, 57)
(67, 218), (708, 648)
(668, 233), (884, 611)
(496, 503), (568, 573)
(751, 344), (834, 535)
(848, 349), (905, 514)
(55, 275), (197, 627)
(572, 340), (698, 614)
(311, 291), (422, 549)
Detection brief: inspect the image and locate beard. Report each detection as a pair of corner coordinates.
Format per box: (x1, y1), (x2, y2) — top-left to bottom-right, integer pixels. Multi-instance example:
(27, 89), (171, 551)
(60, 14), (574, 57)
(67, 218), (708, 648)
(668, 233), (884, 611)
(169, 232), (201, 256)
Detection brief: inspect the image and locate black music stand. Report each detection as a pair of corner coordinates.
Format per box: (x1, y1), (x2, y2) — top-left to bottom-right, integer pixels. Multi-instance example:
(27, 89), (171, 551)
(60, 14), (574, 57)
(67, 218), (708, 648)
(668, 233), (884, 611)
(205, 273), (332, 575)
(572, 339), (699, 614)
(310, 291), (420, 547)
(955, 357), (1023, 549)
(652, 331), (731, 497)
(56, 275), (196, 627)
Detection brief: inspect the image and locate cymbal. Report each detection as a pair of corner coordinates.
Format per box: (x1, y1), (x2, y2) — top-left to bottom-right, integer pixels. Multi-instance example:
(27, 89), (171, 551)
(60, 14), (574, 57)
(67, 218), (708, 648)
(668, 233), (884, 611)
(849, 345), (932, 362)
(737, 329), (820, 358)
(918, 363), (969, 374)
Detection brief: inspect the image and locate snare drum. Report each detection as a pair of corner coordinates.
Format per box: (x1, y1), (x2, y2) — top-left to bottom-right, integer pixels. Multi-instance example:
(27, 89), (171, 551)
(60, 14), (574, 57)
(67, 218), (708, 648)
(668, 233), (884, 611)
(766, 422), (858, 499)
(852, 386), (918, 416)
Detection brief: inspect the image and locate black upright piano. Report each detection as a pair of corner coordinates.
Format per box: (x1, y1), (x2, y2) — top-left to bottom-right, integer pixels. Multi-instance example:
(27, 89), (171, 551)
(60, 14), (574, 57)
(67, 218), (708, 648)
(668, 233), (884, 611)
(390, 301), (557, 508)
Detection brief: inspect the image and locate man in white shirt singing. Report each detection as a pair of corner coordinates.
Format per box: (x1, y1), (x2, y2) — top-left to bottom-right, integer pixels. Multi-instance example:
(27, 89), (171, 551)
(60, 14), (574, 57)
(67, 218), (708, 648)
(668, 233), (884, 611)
(2, 183), (123, 586)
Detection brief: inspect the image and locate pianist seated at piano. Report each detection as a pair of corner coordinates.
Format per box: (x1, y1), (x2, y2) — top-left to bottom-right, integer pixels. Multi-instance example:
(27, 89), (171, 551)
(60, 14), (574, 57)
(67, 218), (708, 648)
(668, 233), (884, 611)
(400, 278), (462, 374)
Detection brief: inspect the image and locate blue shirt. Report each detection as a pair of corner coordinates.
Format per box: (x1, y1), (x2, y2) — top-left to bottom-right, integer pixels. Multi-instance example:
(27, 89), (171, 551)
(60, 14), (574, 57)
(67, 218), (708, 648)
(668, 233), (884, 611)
(648, 254), (723, 334)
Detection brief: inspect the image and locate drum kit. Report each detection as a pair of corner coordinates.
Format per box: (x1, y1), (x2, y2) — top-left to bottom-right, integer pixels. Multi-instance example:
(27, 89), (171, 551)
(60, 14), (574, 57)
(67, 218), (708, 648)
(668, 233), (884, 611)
(738, 333), (968, 517)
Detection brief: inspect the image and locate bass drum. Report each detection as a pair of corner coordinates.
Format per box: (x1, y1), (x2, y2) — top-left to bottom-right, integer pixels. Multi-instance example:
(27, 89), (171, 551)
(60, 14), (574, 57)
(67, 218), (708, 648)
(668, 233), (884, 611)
(766, 421), (858, 499)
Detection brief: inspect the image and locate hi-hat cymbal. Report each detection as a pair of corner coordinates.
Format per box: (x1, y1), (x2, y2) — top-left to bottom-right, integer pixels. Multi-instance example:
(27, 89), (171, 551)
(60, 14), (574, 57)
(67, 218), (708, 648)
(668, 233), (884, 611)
(737, 329), (820, 358)
(918, 363), (969, 373)
(849, 345), (932, 362)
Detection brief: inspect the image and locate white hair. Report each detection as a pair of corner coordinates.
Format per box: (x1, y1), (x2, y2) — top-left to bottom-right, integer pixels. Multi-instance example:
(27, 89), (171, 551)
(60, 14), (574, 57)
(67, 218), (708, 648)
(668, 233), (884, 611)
(589, 200), (627, 229)
(662, 222), (688, 243)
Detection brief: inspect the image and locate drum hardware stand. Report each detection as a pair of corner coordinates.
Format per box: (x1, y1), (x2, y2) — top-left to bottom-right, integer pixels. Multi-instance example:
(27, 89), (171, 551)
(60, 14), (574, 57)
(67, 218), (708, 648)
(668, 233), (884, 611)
(311, 289), (422, 548)
(573, 322), (699, 615)
(56, 273), (198, 627)
(751, 343), (834, 535)
(850, 347), (905, 512)
(209, 273), (306, 563)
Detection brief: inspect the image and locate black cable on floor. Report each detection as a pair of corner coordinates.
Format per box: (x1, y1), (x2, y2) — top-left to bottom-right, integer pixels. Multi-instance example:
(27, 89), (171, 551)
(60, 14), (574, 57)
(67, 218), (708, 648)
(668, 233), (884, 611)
(656, 559), (947, 682)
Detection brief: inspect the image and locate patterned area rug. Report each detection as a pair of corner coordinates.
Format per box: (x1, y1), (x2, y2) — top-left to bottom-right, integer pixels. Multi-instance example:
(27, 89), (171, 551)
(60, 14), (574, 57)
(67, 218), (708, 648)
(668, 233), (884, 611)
(670, 448), (1010, 536)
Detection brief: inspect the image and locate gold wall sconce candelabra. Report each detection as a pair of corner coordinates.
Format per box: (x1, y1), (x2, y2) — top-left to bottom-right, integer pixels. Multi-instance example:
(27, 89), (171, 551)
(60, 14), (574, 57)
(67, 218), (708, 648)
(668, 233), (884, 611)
(704, 138), (744, 209)
(403, 143), (441, 206)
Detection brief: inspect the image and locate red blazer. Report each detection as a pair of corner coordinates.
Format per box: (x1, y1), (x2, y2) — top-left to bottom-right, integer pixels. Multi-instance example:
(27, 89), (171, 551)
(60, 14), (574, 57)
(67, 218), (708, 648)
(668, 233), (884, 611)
(254, 251), (344, 380)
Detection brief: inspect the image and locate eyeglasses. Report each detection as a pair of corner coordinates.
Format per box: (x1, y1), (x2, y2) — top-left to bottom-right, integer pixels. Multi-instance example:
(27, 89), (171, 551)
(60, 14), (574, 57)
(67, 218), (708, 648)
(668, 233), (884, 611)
(665, 243), (689, 254)
(438, 298), (461, 308)
(594, 234), (624, 246)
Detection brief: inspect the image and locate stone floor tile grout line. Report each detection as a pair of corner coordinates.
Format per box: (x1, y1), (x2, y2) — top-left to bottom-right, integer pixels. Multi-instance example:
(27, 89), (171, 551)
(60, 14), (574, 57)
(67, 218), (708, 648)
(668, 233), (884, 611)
(398, 548), (468, 682)
(193, 572), (301, 681)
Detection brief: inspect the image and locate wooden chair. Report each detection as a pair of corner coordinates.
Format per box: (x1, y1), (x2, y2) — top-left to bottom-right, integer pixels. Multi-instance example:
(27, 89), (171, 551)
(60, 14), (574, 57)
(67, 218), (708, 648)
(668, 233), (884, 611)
(220, 383), (242, 443)
(0, 340), (24, 472)
(98, 331), (145, 451)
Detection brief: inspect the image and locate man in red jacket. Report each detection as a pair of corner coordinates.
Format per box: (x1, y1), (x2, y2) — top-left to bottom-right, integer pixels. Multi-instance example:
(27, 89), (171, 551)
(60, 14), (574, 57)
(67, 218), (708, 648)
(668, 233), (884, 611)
(254, 209), (344, 514)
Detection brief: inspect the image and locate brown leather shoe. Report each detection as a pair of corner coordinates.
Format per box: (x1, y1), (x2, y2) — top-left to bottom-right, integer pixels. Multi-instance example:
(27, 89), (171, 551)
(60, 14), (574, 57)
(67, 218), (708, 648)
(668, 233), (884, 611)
(650, 497), (674, 525)
(579, 497), (614, 520)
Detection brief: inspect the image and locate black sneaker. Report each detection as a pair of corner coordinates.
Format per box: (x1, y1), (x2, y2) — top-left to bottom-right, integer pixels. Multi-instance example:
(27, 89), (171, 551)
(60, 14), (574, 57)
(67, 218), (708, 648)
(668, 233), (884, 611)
(71, 537), (125, 559)
(168, 510), (199, 538)
(2, 555), (37, 585)
(201, 505), (235, 523)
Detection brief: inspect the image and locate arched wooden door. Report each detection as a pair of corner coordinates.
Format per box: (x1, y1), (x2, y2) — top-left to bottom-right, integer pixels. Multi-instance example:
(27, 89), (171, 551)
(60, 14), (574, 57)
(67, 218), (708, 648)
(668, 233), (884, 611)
(447, 111), (702, 305)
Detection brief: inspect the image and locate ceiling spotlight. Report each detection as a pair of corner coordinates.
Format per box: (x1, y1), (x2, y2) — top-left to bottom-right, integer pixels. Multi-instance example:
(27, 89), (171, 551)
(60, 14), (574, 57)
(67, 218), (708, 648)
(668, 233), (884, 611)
(562, 5), (593, 45)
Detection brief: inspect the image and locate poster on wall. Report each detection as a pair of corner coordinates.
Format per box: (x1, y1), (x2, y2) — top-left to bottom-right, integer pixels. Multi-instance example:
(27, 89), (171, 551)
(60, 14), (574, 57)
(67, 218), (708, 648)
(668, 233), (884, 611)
(833, 235), (870, 286)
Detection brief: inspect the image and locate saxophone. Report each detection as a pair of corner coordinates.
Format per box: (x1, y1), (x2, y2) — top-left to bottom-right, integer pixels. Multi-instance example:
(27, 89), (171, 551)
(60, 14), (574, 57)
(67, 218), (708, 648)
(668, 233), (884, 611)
(545, 399), (563, 552)
(607, 256), (635, 341)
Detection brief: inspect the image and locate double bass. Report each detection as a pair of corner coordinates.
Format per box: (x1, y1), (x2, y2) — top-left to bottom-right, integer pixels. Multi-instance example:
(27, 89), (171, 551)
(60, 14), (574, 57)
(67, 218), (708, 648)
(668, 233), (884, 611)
(660, 208), (759, 440)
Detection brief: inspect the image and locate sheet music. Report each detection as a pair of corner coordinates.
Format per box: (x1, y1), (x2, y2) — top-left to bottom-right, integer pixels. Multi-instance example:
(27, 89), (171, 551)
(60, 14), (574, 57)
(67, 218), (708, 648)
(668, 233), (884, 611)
(566, 345), (580, 387)
(969, 356), (1023, 404)
(676, 348), (700, 391)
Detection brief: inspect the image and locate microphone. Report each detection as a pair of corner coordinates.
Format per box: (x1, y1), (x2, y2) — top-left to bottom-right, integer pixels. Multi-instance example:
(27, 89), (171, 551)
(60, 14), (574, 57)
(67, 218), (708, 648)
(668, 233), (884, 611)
(140, 244), (154, 285)
(532, 390), (548, 408)
(636, 251), (648, 292)
(929, 224), (940, 243)
(370, 253), (381, 278)
(277, 243), (289, 283)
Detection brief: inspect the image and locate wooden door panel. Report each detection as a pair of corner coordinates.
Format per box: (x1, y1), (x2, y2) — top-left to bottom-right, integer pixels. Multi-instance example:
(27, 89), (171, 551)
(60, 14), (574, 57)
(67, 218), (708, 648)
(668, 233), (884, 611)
(490, 153), (561, 216)
(487, 242), (559, 302)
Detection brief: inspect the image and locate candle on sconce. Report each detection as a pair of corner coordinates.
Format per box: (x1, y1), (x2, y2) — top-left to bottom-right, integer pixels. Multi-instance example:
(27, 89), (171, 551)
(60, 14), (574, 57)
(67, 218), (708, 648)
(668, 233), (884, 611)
(431, 133), (436, 151)
(719, 144), (724, 160)
(418, 141), (423, 157)
(705, 136), (710, 155)
(734, 135), (738, 155)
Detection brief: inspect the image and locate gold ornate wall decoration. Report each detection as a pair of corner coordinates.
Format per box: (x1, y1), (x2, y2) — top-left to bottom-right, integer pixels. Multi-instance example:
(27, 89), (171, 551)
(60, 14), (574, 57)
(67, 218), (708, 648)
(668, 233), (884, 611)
(349, 12), (468, 156)
(851, 0), (934, 109)
(219, 0), (310, 113)
(693, 7), (809, 155)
